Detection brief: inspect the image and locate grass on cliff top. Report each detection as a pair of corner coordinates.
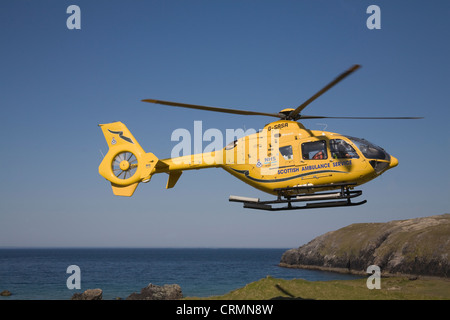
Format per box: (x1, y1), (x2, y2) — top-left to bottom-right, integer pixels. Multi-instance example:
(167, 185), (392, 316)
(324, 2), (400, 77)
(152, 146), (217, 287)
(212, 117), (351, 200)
(188, 276), (450, 300)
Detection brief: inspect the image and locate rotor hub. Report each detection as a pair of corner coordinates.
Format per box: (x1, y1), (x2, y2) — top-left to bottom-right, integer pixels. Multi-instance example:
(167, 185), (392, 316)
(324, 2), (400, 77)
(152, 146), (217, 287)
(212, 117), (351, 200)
(119, 160), (130, 171)
(279, 108), (296, 120)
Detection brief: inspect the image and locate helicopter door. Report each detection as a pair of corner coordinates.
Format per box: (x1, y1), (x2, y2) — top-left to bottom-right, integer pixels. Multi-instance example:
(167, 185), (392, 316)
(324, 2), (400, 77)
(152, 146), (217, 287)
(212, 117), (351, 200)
(329, 139), (359, 160)
(329, 138), (365, 170)
(299, 140), (333, 181)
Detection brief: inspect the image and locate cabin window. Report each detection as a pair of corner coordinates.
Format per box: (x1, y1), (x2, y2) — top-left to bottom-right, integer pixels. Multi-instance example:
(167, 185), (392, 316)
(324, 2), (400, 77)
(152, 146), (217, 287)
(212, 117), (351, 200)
(330, 139), (359, 159)
(302, 141), (327, 160)
(279, 145), (293, 160)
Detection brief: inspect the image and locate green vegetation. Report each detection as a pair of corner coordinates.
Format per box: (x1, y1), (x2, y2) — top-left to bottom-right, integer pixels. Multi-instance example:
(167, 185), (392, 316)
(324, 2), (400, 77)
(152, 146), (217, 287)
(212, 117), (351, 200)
(187, 276), (450, 300)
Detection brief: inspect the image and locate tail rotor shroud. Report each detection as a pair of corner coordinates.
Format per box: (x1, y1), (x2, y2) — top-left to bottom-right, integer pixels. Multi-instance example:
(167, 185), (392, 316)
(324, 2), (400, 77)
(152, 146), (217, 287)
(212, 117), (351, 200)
(98, 122), (160, 196)
(112, 152), (138, 180)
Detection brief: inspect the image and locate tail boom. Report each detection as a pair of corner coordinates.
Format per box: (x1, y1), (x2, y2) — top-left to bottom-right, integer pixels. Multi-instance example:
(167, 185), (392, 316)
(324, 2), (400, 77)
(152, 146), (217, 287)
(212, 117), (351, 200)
(98, 122), (223, 196)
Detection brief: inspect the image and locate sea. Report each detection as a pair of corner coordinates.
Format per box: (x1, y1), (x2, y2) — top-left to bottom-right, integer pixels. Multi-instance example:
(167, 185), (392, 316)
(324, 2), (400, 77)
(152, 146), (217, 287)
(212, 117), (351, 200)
(0, 248), (361, 300)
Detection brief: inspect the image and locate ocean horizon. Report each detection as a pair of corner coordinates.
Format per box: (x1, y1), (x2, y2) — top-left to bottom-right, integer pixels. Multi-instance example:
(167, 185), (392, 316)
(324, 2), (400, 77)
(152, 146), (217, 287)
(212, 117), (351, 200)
(0, 247), (362, 300)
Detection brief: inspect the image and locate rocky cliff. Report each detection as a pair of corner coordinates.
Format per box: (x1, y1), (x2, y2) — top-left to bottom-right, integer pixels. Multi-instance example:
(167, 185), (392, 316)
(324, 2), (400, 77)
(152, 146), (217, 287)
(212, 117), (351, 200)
(280, 214), (450, 278)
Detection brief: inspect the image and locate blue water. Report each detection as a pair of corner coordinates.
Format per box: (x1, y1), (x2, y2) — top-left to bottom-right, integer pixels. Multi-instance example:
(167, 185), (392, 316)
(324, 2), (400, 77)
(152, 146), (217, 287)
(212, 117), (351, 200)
(0, 248), (361, 300)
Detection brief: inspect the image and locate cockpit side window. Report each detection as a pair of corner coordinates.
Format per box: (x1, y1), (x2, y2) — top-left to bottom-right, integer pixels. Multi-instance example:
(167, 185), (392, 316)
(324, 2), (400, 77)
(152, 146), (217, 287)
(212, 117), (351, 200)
(302, 140), (327, 160)
(330, 139), (359, 159)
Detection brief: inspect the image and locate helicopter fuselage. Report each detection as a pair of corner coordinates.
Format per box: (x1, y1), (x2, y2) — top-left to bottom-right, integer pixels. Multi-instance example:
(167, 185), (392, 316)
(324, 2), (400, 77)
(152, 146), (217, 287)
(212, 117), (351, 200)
(156, 119), (398, 196)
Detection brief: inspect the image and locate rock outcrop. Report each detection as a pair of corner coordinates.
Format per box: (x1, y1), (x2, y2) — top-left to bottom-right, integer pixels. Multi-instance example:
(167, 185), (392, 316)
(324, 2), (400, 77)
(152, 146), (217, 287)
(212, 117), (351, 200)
(126, 283), (183, 300)
(71, 288), (103, 300)
(280, 214), (450, 278)
(0, 290), (12, 297)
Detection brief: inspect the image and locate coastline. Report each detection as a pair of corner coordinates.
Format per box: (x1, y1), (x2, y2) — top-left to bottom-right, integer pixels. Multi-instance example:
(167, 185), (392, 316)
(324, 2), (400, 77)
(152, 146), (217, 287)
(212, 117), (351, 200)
(278, 263), (450, 281)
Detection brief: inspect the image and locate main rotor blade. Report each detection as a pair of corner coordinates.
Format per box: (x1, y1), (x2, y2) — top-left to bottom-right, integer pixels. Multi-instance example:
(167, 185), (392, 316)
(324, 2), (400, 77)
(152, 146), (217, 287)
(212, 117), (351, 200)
(142, 99), (282, 118)
(289, 64), (361, 120)
(300, 115), (424, 120)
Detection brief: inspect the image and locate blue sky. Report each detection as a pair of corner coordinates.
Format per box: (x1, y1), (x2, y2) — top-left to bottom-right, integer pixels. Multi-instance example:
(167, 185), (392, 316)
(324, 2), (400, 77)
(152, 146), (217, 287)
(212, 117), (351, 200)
(0, 0), (449, 248)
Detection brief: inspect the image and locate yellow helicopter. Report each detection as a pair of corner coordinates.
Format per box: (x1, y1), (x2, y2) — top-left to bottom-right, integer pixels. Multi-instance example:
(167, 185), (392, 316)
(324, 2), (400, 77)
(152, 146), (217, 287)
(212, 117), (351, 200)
(98, 65), (422, 210)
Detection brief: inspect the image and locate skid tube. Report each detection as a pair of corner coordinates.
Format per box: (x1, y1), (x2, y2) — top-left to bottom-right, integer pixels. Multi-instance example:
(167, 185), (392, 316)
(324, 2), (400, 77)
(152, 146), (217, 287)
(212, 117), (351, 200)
(229, 183), (367, 211)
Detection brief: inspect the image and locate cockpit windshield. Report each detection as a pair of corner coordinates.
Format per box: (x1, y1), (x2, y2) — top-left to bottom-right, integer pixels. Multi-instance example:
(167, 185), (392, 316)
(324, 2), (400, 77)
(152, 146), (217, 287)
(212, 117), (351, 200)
(345, 136), (390, 161)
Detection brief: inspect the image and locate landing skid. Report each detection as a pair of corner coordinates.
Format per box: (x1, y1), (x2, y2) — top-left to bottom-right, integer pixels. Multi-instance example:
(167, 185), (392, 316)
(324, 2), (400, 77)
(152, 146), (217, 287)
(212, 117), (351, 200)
(229, 183), (367, 211)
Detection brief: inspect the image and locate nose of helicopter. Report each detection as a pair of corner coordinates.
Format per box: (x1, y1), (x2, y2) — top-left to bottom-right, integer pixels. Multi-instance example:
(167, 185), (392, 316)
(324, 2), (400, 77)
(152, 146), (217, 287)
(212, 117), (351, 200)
(389, 155), (399, 169)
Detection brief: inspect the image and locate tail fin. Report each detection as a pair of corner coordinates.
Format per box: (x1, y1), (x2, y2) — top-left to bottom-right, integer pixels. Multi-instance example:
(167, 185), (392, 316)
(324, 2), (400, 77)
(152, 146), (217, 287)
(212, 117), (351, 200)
(98, 122), (159, 196)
